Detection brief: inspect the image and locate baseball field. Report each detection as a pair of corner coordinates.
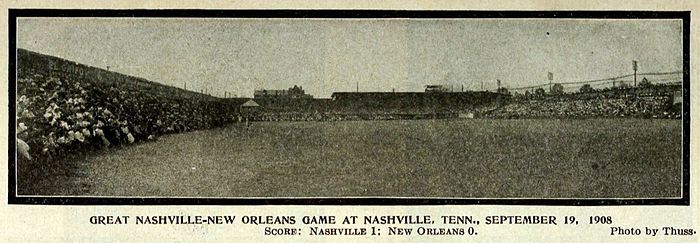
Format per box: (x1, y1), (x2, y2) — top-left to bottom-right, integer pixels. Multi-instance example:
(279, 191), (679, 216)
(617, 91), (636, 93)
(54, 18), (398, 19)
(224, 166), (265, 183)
(19, 118), (682, 198)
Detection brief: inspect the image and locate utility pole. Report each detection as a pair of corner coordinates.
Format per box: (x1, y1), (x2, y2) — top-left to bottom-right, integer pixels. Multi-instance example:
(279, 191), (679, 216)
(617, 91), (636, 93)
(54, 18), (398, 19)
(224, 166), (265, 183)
(481, 80), (484, 91)
(184, 82), (187, 91)
(356, 81), (359, 93)
(497, 79), (501, 92)
(548, 72), (553, 92)
(633, 60), (638, 87)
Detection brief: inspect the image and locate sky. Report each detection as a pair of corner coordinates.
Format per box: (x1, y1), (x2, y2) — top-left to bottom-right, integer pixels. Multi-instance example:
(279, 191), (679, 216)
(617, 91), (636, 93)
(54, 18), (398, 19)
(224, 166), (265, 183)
(17, 18), (682, 98)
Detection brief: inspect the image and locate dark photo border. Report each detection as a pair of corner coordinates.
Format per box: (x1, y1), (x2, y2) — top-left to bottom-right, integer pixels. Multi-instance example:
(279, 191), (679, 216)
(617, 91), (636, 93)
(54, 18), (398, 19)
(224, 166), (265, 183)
(7, 9), (691, 205)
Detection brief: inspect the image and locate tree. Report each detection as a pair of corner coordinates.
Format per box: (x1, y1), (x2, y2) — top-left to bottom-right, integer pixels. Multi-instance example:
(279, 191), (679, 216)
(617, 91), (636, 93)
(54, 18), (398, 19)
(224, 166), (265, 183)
(534, 88), (546, 97)
(550, 83), (564, 96)
(617, 81), (630, 89)
(579, 84), (595, 93)
(639, 77), (653, 88)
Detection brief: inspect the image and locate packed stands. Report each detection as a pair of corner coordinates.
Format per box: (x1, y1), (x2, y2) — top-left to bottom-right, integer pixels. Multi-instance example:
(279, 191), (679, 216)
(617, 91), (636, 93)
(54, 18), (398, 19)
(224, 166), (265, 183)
(483, 94), (680, 119)
(16, 49), (237, 163)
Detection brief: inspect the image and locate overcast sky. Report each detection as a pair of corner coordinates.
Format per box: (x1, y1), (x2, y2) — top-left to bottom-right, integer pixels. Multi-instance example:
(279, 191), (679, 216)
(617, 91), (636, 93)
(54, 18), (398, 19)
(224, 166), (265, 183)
(17, 18), (682, 98)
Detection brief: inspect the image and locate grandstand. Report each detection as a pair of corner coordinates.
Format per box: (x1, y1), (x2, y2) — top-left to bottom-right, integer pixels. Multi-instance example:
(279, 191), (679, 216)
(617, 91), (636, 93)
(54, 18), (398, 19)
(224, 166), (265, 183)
(15, 49), (238, 167)
(487, 72), (683, 119)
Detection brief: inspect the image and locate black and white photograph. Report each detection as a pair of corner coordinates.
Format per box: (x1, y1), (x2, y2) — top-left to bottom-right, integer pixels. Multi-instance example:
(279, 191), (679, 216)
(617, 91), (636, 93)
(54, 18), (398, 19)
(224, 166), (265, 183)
(10, 12), (688, 202)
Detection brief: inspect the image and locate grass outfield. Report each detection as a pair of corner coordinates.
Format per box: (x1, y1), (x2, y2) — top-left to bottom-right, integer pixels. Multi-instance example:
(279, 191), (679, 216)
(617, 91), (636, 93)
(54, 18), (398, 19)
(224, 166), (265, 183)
(20, 119), (682, 198)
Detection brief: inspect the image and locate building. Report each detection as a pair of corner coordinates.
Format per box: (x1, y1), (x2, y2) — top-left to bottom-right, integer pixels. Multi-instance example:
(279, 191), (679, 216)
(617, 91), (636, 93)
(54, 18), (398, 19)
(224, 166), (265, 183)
(331, 91), (510, 115)
(240, 99), (261, 115)
(254, 85), (313, 99)
(425, 85), (450, 93)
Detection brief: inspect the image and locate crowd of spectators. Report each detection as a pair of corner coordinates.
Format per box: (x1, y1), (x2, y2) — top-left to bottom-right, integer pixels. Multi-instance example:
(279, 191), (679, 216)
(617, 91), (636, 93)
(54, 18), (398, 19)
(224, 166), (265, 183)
(16, 70), (235, 164)
(482, 95), (680, 119)
(245, 111), (463, 122)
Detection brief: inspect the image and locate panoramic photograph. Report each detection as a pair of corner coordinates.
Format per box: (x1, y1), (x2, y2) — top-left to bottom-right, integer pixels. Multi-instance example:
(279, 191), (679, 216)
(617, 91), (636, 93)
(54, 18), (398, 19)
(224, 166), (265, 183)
(13, 17), (683, 198)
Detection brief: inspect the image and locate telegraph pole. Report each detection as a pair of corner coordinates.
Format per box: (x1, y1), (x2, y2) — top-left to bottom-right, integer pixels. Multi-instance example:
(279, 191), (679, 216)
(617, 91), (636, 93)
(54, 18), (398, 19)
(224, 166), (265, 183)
(548, 72), (553, 92)
(633, 60), (638, 87)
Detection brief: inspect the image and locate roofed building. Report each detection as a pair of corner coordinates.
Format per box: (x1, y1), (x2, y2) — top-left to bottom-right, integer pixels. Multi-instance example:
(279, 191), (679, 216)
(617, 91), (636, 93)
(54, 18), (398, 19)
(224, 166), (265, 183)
(254, 85), (313, 99)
